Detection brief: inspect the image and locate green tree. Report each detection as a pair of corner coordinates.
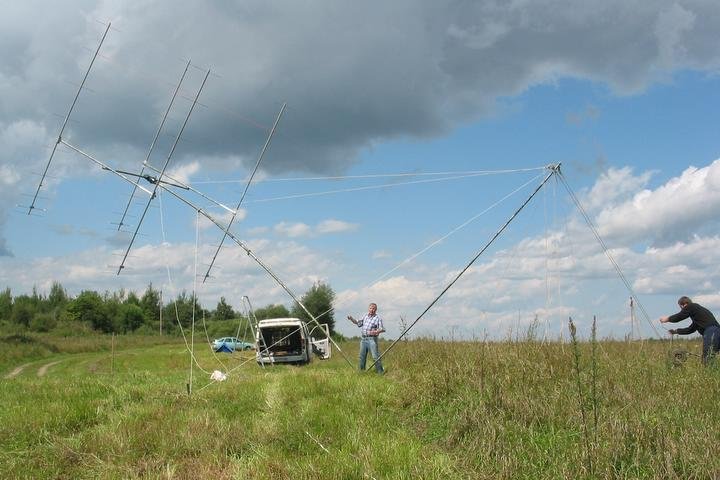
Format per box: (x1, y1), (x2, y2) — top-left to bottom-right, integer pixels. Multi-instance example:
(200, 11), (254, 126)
(30, 312), (57, 332)
(125, 291), (140, 306)
(67, 291), (112, 333)
(120, 304), (145, 332)
(214, 296), (235, 320)
(0, 287), (12, 320)
(47, 282), (68, 310)
(104, 294), (123, 333)
(254, 303), (290, 320)
(140, 284), (162, 323)
(162, 291), (203, 330)
(11, 295), (35, 327)
(291, 282), (336, 334)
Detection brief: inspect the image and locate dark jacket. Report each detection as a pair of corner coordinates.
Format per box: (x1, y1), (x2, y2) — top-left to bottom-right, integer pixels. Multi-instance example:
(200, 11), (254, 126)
(668, 302), (720, 335)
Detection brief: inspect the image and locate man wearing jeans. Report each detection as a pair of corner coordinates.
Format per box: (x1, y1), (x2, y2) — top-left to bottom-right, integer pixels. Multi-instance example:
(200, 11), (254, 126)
(348, 302), (385, 374)
(660, 296), (720, 365)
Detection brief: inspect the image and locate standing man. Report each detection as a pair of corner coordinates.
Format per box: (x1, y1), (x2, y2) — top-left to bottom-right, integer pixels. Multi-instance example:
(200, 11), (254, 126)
(660, 296), (720, 365)
(348, 302), (385, 374)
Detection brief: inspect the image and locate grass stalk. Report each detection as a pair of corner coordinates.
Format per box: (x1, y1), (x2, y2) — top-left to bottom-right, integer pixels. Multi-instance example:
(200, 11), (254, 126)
(568, 316), (593, 475)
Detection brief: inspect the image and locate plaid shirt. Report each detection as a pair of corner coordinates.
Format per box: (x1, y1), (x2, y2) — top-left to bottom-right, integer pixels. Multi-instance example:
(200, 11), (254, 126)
(357, 313), (384, 337)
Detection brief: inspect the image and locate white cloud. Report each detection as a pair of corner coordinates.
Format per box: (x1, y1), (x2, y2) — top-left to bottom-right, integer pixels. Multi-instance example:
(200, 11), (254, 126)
(274, 221), (311, 238)
(166, 161), (200, 185)
(582, 166), (654, 212)
(594, 160), (720, 244)
(273, 219), (358, 238)
(317, 219), (358, 234)
(246, 226), (269, 235)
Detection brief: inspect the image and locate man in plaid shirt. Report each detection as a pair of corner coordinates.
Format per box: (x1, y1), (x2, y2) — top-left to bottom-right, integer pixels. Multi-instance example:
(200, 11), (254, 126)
(347, 302), (385, 374)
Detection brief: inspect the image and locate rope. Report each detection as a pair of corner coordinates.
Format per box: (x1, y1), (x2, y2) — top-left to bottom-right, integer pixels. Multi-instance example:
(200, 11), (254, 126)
(368, 166), (560, 370)
(158, 190), (212, 376)
(245, 170), (543, 204)
(369, 173), (546, 286)
(189, 210), (199, 393)
(556, 172), (664, 340)
(190, 166), (547, 185)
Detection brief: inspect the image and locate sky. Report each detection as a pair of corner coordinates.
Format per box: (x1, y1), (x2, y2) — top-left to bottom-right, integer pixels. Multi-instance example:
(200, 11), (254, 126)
(2, 1), (720, 341)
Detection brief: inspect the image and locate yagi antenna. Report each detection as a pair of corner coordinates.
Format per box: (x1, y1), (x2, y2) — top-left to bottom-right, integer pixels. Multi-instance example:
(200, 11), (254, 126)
(116, 67), (211, 274)
(27, 22), (111, 215)
(115, 60), (192, 230)
(203, 102), (286, 283)
(27, 32), (354, 368)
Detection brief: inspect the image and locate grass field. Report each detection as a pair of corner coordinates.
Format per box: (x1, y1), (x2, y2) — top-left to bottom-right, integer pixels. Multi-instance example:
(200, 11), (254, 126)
(1, 332), (719, 479)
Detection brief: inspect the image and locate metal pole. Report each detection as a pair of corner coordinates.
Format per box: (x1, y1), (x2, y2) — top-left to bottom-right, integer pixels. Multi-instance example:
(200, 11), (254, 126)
(203, 102), (287, 282)
(28, 22), (112, 215)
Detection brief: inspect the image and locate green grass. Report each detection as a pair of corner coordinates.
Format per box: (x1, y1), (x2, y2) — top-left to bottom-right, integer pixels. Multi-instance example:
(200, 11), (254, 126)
(1, 334), (719, 479)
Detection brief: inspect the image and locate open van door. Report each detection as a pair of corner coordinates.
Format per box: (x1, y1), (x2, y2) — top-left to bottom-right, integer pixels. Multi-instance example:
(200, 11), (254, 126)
(309, 323), (331, 360)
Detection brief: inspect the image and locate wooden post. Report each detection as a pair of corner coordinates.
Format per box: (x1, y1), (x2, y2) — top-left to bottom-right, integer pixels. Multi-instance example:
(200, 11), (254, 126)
(159, 289), (163, 336)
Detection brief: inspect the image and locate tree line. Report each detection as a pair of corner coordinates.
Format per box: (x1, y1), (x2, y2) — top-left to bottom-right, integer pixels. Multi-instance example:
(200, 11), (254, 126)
(0, 281), (337, 336)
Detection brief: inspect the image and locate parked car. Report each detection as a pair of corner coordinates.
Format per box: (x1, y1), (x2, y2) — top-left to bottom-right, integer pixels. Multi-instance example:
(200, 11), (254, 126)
(212, 337), (254, 352)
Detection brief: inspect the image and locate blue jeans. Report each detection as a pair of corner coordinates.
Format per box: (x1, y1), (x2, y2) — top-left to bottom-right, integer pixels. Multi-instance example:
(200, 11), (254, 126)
(359, 336), (384, 373)
(702, 325), (720, 365)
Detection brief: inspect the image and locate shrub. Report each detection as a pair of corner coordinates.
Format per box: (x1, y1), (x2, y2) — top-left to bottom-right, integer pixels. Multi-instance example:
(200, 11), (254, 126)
(30, 312), (57, 332)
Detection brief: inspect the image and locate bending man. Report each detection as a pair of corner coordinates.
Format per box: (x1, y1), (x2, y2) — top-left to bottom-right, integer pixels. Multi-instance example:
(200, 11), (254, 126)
(660, 296), (720, 365)
(348, 302), (385, 374)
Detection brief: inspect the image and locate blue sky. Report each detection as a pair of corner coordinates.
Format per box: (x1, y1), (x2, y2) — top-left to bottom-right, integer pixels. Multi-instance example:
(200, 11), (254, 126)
(2, 1), (720, 340)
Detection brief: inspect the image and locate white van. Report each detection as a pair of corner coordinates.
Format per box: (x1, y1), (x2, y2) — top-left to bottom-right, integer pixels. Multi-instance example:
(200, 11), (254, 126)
(255, 317), (331, 365)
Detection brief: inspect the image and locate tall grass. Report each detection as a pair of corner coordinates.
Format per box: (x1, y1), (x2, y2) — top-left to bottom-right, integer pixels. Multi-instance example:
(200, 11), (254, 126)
(1, 333), (718, 478)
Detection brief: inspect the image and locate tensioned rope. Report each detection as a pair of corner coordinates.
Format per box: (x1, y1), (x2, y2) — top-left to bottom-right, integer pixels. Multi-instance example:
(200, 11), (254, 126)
(190, 166), (547, 185)
(556, 172), (663, 340)
(368, 165), (560, 371)
(243, 169), (547, 204)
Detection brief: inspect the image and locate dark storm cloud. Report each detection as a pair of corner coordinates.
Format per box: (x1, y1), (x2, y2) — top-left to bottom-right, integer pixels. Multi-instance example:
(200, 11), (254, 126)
(2, 0), (720, 248)
(4, 1), (720, 174)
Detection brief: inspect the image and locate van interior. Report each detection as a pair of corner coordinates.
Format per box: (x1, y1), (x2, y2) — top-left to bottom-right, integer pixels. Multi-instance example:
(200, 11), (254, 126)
(258, 325), (304, 356)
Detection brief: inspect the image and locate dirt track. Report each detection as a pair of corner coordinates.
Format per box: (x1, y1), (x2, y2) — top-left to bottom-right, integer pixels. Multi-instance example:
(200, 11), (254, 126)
(37, 360), (62, 377)
(4, 363), (30, 379)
